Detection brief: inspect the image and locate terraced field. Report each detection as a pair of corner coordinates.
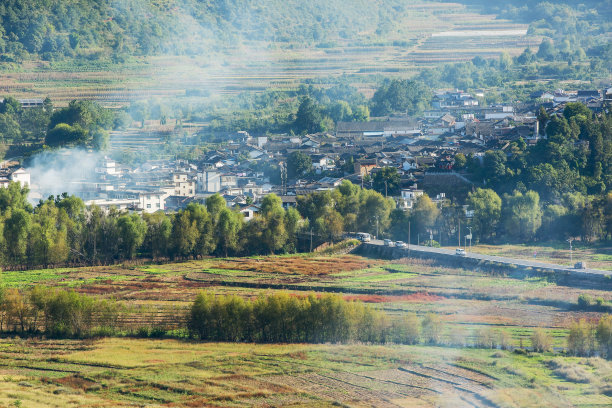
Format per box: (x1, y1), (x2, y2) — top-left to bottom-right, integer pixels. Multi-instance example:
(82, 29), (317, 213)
(0, 1), (536, 107)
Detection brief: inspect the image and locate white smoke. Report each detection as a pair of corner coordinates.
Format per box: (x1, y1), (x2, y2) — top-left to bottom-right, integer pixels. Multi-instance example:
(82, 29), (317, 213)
(26, 148), (105, 202)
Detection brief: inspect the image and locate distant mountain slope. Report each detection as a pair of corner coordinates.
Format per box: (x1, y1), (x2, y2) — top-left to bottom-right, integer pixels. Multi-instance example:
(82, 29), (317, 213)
(0, 0), (427, 62)
(1, 0), (609, 63)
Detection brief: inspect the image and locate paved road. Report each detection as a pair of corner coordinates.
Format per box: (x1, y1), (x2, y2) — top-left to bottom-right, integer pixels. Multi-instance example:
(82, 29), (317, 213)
(367, 240), (612, 277)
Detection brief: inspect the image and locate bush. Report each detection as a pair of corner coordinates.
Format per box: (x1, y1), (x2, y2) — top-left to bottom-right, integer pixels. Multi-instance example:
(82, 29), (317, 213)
(531, 328), (553, 353)
(596, 315), (612, 359)
(548, 359), (595, 384)
(188, 291), (396, 344)
(567, 319), (594, 356)
(391, 312), (420, 344)
(421, 313), (443, 344)
(577, 294), (593, 309)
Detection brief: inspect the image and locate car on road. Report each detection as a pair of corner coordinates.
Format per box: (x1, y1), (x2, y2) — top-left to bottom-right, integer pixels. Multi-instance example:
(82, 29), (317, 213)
(395, 241), (407, 248)
(455, 248), (466, 256)
(356, 232), (371, 242)
(383, 239), (393, 247)
(574, 261), (587, 269)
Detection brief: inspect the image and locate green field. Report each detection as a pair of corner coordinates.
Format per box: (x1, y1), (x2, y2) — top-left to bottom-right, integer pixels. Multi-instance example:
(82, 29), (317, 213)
(0, 252), (611, 406)
(0, 339), (611, 407)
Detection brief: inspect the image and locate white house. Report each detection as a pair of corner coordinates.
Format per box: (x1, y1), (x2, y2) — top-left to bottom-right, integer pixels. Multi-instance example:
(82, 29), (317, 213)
(10, 168), (30, 187)
(173, 173), (196, 196)
(397, 187), (424, 210)
(96, 157), (117, 176)
(239, 205), (260, 222)
(198, 169), (221, 192)
(138, 192), (166, 213)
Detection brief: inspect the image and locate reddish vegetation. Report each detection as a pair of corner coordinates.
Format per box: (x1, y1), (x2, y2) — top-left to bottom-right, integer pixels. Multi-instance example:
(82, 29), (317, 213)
(343, 293), (445, 303)
(212, 255), (380, 276)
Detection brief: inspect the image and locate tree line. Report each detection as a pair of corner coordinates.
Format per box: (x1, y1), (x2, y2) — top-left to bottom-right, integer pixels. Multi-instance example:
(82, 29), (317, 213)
(3, 284), (611, 360)
(455, 106), (612, 244)
(0, 180), (397, 268)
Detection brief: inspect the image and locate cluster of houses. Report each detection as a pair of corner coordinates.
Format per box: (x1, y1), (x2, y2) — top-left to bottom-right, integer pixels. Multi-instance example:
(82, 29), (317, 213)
(1, 87), (609, 221)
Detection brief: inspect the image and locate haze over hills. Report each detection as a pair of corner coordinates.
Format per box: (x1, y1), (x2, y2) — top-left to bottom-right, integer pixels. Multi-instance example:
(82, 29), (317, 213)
(0, 2), (611, 408)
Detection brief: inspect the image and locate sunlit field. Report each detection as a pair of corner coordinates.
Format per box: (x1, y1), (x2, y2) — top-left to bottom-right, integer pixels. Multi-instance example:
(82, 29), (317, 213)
(0, 338), (610, 407)
(0, 252), (611, 406)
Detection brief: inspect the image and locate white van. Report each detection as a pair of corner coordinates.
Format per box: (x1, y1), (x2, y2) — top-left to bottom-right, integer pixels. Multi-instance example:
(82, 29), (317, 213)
(356, 232), (371, 242)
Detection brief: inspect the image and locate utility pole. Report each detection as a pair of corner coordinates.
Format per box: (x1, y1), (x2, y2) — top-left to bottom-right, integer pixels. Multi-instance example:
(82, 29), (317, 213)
(467, 226), (472, 252)
(376, 216), (379, 239)
(310, 228), (313, 252)
(567, 238), (573, 263)
(384, 180), (388, 198)
(418, 233), (420, 246)
(408, 221), (411, 251)
(458, 219), (461, 248)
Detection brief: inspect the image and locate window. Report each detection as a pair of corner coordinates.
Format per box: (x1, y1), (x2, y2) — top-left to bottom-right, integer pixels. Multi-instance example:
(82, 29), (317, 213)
(147, 204), (151, 209)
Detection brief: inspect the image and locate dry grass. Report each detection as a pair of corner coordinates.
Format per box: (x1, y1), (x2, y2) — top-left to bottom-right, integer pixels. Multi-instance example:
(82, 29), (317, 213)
(211, 255), (381, 276)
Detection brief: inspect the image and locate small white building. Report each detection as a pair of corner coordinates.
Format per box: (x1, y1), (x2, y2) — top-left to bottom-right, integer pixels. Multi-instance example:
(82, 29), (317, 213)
(198, 169), (221, 193)
(397, 188), (424, 210)
(96, 157), (117, 176)
(173, 173), (196, 197)
(138, 192), (166, 213)
(10, 168), (30, 187)
(239, 205), (260, 222)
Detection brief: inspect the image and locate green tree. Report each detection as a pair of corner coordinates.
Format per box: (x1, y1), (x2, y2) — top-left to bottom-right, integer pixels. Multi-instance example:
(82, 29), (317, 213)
(467, 188), (501, 241)
(567, 319), (594, 356)
(537, 38), (556, 60)
(483, 150), (507, 186)
(143, 212), (172, 259)
(216, 208), (243, 256)
(422, 313), (443, 344)
(117, 213), (147, 259)
(370, 79), (431, 116)
(206, 194), (226, 223)
(372, 167), (401, 197)
(287, 151), (312, 179)
(0, 182), (30, 214)
(328, 100), (352, 123)
(595, 315), (612, 359)
(45, 123), (88, 147)
(454, 153), (467, 169)
(0, 113), (21, 143)
(502, 190), (542, 242)
(410, 194), (439, 237)
(294, 96), (324, 134)
(260, 194), (287, 253)
(3, 209), (31, 264)
(171, 210), (199, 258)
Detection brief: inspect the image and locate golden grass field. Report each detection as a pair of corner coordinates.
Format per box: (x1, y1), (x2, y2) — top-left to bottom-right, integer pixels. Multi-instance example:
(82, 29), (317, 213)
(0, 249), (611, 407)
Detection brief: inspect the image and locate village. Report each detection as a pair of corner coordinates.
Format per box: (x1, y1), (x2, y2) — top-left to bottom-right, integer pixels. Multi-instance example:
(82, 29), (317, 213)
(1, 87), (610, 221)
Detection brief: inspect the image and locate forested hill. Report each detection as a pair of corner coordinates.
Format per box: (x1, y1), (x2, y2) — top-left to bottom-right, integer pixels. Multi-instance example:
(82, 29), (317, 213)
(0, 0), (426, 62)
(2, 0), (609, 64)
